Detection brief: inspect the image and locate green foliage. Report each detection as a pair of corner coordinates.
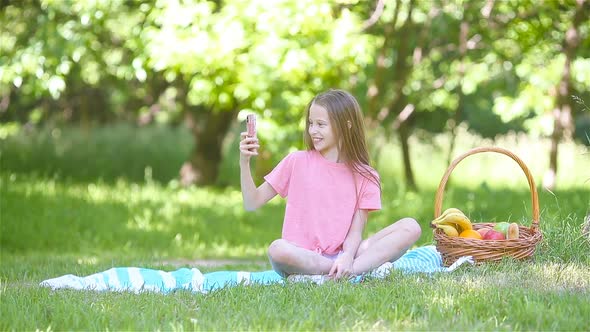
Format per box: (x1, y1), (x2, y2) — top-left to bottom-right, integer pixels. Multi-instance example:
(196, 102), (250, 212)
(0, 1), (375, 144)
(392, 0), (590, 140)
(486, 1), (590, 138)
(1, 0), (142, 122)
(4, 0), (588, 137)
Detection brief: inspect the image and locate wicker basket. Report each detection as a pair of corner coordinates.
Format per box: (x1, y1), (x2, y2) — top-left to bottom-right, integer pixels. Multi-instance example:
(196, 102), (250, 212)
(433, 147), (543, 266)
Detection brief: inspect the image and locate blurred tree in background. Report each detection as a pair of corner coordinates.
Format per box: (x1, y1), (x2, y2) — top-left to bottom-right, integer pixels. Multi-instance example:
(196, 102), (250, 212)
(1, 0), (588, 188)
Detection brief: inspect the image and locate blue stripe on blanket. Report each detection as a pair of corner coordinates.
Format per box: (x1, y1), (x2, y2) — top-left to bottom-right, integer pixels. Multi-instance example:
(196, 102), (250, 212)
(39, 245), (472, 293)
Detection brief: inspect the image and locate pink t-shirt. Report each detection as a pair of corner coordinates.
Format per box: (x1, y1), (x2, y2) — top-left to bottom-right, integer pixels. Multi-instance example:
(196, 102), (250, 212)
(264, 150), (381, 255)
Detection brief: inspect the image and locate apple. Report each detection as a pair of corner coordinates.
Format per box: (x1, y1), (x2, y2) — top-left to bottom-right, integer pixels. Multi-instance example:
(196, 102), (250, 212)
(493, 222), (510, 236)
(477, 227), (492, 238)
(483, 229), (506, 240)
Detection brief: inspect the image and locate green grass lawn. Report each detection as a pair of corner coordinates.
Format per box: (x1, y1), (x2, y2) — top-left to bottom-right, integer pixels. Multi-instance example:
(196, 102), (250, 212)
(1, 124), (589, 330)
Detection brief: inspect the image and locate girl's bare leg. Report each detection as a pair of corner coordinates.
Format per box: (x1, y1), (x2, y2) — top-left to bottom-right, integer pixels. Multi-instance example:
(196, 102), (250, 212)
(267, 239), (334, 277)
(352, 217), (422, 274)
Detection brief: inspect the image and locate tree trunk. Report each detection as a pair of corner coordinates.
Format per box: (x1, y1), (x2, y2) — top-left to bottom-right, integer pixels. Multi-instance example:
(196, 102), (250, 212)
(365, 0), (401, 119)
(180, 109), (237, 186)
(447, 20), (469, 167)
(385, 0), (417, 191)
(543, 0), (586, 189)
(398, 123), (417, 191)
(365, 0), (439, 192)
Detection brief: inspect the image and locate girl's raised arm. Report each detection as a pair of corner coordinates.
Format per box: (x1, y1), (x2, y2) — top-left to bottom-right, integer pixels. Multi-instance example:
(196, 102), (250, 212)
(239, 132), (277, 211)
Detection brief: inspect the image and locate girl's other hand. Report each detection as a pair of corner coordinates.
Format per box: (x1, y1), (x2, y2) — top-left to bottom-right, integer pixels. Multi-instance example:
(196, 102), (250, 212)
(239, 132), (259, 163)
(328, 252), (354, 280)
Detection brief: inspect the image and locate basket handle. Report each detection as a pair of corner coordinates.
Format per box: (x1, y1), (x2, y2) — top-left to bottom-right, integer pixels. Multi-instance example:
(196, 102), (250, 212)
(434, 146), (540, 231)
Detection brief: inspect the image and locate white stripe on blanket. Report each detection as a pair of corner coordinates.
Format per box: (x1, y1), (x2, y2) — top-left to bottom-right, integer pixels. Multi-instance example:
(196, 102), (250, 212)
(39, 245), (473, 293)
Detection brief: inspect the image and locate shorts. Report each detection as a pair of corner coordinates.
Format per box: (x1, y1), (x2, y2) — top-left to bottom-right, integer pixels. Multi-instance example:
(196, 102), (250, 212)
(322, 251), (343, 260)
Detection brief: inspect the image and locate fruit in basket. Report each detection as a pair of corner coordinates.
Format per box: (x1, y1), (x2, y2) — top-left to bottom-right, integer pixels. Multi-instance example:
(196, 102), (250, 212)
(483, 229), (505, 240)
(507, 223), (520, 240)
(493, 222), (510, 236)
(431, 208), (474, 237)
(477, 227), (492, 238)
(459, 229), (482, 240)
(436, 224), (459, 237)
(432, 213), (473, 232)
(430, 208), (473, 237)
(432, 208), (465, 224)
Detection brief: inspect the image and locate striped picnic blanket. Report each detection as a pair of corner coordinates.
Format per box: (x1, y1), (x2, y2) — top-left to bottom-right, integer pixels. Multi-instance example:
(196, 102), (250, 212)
(39, 245), (473, 293)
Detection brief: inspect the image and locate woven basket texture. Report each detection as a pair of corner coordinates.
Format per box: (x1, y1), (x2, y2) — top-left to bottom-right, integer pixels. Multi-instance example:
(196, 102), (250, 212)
(433, 147), (543, 266)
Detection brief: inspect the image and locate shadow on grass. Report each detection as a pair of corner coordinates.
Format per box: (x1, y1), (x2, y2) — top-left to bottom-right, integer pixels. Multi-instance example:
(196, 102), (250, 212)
(2, 175), (587, 269)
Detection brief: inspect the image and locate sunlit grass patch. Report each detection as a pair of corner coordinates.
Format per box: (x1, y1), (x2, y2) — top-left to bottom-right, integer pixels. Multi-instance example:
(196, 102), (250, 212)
(456, 261), (590, 293)
(1, 254), (588, 331)
(1, 173), (277, 261)
(2, 173), (588, 264)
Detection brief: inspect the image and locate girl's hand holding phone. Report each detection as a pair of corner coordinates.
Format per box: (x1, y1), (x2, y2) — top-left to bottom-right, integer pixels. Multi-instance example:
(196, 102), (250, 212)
(239, 114), (259, 163)
(246, 114), (256, 138)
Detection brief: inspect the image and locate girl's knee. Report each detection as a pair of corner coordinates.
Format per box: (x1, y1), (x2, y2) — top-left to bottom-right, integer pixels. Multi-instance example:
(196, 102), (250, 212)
(268, 239), (289, 263)
(399, 217), (422, 240)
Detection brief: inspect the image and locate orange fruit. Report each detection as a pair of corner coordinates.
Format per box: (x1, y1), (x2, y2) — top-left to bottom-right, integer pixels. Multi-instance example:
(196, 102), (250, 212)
(459, 229), (483, 240)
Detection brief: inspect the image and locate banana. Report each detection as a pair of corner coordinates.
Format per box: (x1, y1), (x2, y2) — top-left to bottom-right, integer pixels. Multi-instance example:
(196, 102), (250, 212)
(435, 223), (459, 237)
(432, 208), (465, 224)
(435, 212), (473, 232)
(431, 208), (465, 227)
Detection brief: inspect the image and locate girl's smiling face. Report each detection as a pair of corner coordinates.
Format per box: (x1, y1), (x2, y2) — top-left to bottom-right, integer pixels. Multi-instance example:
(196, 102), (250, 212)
(308, 103), (339, 162)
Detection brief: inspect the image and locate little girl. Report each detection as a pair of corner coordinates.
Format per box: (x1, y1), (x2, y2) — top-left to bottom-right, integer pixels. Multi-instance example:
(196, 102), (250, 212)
(239, 89), (421, 279)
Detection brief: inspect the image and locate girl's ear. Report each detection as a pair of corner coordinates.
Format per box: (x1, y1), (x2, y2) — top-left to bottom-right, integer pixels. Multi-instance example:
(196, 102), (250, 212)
(347, 120), (352, 129)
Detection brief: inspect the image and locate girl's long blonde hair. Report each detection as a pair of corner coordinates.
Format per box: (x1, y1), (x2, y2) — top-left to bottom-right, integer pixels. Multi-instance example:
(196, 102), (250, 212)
(304, 89), (381, 191)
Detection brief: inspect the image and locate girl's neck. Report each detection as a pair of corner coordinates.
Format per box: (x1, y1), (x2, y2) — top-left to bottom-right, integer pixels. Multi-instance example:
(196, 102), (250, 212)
(319, 147), (344, 163)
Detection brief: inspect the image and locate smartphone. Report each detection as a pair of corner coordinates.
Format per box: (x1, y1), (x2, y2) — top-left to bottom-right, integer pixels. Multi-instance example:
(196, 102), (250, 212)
(246, 114), (256, 138)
